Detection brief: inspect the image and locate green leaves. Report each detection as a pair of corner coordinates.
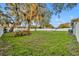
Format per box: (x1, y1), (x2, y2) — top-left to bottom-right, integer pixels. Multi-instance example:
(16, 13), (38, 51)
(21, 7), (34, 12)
(52, 3), (77, 15)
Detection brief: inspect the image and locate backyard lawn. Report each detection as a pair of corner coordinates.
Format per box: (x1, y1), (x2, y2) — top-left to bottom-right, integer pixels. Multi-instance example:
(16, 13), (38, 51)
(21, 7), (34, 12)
(0, 31), (79, 56)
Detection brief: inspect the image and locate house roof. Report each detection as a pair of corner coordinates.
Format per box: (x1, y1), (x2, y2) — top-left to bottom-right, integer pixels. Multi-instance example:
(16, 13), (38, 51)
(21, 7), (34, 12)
(72, 18), (79, 22)
(58, 22), (71, 28)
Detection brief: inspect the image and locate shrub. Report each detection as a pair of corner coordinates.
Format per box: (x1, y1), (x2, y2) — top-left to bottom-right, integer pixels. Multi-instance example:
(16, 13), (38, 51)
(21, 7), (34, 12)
(68, 29), (73, 34)
(4, 27), (7, 33)
(13, 30), (31, 37)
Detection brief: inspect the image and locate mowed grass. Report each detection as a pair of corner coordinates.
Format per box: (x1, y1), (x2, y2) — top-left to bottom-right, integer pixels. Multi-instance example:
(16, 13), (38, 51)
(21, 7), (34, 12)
(0, 31), (79, 56)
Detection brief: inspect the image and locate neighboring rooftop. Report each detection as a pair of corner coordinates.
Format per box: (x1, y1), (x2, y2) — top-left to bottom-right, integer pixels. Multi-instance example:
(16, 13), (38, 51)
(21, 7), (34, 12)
(58, 22), (71, 28)
(72, 18), (79, 22)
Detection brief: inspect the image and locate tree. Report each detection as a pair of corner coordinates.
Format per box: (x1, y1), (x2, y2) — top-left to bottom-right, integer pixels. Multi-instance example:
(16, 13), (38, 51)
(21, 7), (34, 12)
(51, 3), (77, 16)
(5, 3), (22, 32)
(33, 4), (52, 30)
(4, 3), (77, 33)
(41, 9), (52, 28)
(19, 4), (38, 33)
(0, 10), (12, 33)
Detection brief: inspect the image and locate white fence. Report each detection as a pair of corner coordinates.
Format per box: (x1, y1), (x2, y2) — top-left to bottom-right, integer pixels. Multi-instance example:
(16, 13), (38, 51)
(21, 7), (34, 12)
(14, 28), (70, 32)
(0, 27), (70, 37)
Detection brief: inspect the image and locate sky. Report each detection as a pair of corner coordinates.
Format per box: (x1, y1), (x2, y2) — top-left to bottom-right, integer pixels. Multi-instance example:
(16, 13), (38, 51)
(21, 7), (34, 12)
(0, 3), (79, 27)
(49, 4), (79, 27)
(46, 4), (79, 27)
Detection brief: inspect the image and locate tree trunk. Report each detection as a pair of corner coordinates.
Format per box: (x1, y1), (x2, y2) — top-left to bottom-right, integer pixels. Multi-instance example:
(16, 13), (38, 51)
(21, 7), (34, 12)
(27, 20), (31, 35)
(35, 21), (38, 31)
(27, 4), (32, 35)
(9, 24), (15, 32)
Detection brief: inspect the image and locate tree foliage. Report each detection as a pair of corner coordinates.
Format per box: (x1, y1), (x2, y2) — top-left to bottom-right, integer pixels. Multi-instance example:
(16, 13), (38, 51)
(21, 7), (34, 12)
(52, 3), (77, 15)
(0, 3), (78, 34)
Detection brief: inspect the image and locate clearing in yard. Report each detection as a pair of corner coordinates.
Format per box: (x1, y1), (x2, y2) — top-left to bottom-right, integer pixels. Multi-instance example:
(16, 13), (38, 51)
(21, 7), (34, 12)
(0, 31), (79, 56)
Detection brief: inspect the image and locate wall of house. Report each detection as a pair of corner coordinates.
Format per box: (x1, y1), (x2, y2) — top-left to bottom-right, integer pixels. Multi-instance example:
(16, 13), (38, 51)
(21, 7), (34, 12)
(73, 22), (79, 42)
(73, 22), (76, 35)
(0, 26), (4, 37)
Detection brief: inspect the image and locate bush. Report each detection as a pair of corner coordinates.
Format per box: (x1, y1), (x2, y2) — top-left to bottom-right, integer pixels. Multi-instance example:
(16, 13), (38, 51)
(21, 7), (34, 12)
(68, 29), (73, 33)
(13, 30), (31, 37)
(4, 27), (7, 33)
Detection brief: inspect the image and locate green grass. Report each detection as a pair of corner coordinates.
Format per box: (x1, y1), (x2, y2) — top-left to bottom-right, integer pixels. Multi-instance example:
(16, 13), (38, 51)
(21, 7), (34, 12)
(0, 31), (79, 56)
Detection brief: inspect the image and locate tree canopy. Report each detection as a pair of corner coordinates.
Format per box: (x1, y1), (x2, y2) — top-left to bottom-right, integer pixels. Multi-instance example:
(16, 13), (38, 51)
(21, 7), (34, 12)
(0, 3), (78, 33)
